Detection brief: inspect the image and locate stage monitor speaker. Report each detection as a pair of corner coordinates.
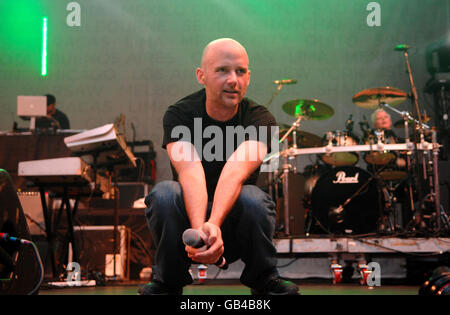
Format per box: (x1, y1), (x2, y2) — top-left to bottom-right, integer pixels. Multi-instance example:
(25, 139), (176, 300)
(0, 169), (41, 295)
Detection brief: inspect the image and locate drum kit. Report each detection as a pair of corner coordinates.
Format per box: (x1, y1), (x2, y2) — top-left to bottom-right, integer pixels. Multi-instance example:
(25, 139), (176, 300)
(264, 85), (448, 237)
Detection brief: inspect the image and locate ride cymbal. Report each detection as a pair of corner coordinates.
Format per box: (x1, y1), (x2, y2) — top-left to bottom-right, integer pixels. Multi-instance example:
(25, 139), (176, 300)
(352, 87), (408, 109)
(282, 99), (334, 120)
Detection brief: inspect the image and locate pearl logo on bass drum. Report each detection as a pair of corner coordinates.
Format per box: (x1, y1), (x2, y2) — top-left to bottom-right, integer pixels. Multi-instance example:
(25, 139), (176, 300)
(332, 171), (359, 184)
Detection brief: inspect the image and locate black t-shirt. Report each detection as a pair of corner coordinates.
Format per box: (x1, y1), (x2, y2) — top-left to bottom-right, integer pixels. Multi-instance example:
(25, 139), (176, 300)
(36, 109), (70, 129)
(162, 89), (276, 200)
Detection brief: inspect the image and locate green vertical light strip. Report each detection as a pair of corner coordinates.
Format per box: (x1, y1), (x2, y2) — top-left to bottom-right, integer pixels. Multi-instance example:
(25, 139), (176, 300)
(41, 17), (47, 76)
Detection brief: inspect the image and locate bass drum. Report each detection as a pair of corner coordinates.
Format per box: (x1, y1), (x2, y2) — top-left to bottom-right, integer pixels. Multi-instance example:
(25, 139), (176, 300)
(309, 166), (380, 235)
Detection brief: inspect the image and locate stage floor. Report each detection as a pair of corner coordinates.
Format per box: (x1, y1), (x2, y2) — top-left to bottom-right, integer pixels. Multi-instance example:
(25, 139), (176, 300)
(38, 282), (419, 295)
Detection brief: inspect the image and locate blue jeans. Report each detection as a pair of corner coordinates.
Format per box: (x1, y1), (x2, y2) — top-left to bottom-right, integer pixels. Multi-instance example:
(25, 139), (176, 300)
(144, 180), (278, 290)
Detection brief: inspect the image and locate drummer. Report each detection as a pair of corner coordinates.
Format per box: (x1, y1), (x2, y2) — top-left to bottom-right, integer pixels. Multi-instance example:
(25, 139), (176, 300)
(371, 108), (398, 140)
(370, 108), (406, 168)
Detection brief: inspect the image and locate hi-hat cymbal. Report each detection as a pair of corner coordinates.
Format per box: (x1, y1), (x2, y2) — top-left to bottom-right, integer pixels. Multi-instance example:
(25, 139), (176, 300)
(282, 99), (334, 120)
(352, 87), (408, 109)
(279, 124), (322, 147)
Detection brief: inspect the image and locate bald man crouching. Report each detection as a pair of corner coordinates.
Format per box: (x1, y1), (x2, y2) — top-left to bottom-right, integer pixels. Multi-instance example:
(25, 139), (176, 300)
(139, 39), (299, 295)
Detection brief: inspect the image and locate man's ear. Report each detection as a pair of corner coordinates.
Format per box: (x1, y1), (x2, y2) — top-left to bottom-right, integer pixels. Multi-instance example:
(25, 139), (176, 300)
(196, 67), (205, 85)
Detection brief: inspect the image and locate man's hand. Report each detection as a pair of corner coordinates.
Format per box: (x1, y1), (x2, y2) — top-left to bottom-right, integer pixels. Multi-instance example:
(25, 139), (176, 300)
(185, 222), (224, 265)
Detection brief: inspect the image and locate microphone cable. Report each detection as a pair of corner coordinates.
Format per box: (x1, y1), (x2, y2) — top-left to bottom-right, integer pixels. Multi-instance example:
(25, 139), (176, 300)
(0, 234), (44, 295)
(26, 240), (44, 295)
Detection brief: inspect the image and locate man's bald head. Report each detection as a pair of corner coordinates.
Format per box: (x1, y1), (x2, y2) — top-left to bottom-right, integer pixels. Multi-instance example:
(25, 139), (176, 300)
(196, 38), (251, 119)
(200, 38), (249, 70)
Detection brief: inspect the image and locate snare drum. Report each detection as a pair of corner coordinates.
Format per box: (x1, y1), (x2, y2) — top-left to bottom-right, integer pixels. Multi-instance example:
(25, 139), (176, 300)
(306, 166), (380, 234)
(321, 131), (359, 166)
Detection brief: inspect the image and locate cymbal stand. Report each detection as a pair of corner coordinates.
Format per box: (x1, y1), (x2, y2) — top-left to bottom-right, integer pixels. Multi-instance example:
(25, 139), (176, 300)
(385, 107), (443, 232)
(280, 140), (292, 236)
(381, 103), (426, 225)
(401, 47), (423, 128)
(400, 47), (429, 230)
(381, 103), (430, 130)
(264, 83), (283, 108)
(279, 115), (304, 172)
(279, 115), (304, 146)
(381, 180), (404, 232)
(431, 129), (442, 231)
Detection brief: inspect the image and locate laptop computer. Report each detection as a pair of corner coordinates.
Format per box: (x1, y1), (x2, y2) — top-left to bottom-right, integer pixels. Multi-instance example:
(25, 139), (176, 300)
(17, 96), (47, 117)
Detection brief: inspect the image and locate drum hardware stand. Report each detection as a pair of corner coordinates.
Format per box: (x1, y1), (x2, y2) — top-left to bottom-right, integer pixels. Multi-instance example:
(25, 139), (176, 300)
(326, 131), (335, 146)
(368, 127), (400, 233)
(381, 180), (404, 232)
(418, 129), (445, 233)
(267, 166), (286, 234)
(398, 45), (433, 232)
(272, 169), (286, 233)
(400, 46), (424, 129)
(431, 129), (443, 232)
(264, 81), (290, 108)
(264, 86), (281, 108)
(279, 115), (304, 148)
(278, 116), (306, 236)
(280, 140), (294, 236)
(381, 102), (441, 232)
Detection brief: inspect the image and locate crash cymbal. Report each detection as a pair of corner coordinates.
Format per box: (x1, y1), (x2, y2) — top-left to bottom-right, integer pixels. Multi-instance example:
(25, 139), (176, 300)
(352, 87), (408, 109)
(282, 99), (334, 120)
(394, 114), (430, 128)
(279, 124), (323, 147)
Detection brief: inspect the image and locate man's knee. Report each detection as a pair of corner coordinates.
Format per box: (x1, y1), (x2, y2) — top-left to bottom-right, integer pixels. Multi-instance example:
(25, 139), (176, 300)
(238, 185), (275, 220)
(145, 180), (183, 220)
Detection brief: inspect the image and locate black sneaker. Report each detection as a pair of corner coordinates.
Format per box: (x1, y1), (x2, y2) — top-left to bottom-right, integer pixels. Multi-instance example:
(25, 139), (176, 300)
(251, 277), (300, 295)
(138, 280), (183, 295)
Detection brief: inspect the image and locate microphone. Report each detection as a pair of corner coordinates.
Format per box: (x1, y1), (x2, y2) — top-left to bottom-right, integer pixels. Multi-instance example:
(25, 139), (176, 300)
(273, 79), (297, 85)
(0, 233), (31, 245)
(182, 229), (228, 270)
(394, 44), (411, 51)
